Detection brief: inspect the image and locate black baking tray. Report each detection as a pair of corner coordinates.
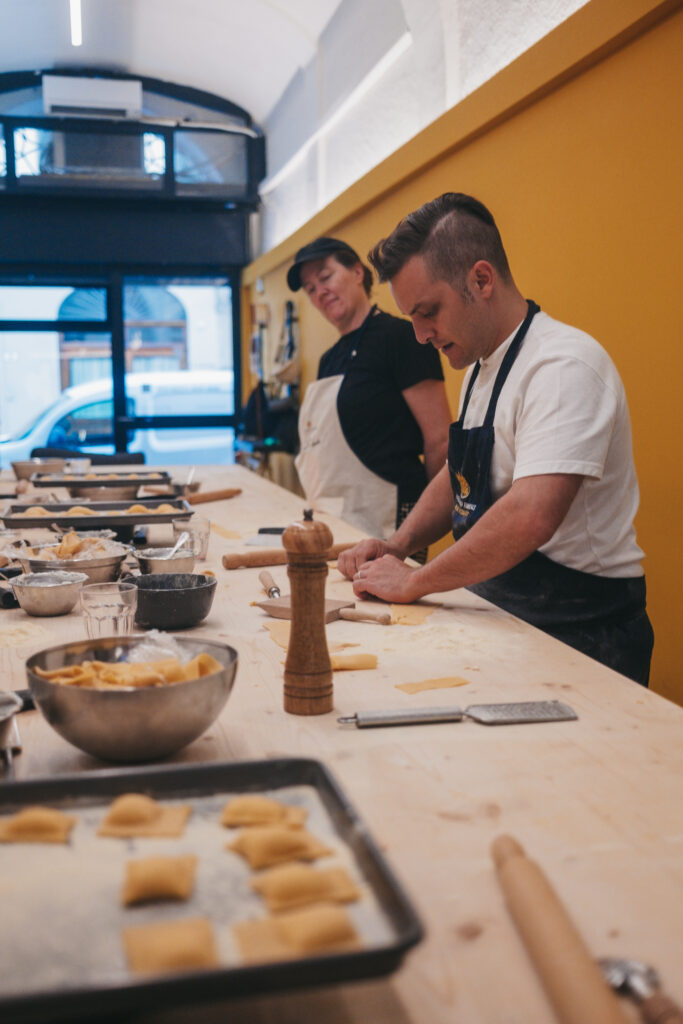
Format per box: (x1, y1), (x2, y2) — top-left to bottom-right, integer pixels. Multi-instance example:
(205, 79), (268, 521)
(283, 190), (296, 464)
(0, 758), (423, 1023)
(30, 471), (171, 489)
(0, 498), (192, 531)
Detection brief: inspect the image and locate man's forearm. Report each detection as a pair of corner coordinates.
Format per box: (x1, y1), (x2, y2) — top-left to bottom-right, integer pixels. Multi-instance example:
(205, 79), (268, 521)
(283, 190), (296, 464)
(389, 464), (453, 557)
(408, 474), (583, 597)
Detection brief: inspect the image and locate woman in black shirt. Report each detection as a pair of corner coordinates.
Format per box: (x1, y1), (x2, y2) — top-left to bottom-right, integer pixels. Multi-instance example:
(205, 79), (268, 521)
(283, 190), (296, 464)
(288, 236), (451, 539)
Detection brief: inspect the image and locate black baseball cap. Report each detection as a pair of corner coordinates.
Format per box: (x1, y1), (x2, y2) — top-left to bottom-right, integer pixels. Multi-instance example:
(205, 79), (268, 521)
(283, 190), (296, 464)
(287, 237), (360, 292)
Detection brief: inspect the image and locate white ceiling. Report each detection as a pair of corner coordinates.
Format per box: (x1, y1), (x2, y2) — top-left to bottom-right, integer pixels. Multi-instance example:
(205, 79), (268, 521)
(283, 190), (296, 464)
(0, 0), (344, 122)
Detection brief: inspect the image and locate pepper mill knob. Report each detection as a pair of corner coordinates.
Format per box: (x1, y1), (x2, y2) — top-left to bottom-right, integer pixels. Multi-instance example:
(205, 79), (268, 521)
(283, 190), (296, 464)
(282, 510), (334, 716)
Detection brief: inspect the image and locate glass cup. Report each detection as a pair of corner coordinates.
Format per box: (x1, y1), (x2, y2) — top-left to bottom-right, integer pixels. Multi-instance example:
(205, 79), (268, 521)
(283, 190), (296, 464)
(64, 457), (92, 475)
(173, 515), (210, 560)
(80, 581), (138, 639)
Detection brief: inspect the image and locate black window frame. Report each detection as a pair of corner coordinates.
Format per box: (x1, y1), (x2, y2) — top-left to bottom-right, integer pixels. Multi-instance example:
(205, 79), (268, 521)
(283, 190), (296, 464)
(0, 264), (241, 455)
(0, 68), (266, 206)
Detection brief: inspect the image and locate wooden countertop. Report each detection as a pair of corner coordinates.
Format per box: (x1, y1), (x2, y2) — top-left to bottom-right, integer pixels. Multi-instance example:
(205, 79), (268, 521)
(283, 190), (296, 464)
(1, 465), (681, 1024)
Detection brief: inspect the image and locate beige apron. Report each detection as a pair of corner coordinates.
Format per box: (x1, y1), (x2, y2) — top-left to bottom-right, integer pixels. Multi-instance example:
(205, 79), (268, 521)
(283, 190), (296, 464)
(295, 374), (397, 539)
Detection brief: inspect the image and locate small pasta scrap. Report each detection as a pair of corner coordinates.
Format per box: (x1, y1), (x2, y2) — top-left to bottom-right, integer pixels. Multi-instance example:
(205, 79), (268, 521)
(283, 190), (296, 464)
(121, 854), (198, 905)
(250, 863), (361, 913)
(0, 805), (77, 844)
(98, 793), (191, 838)
(221, 794), (307, 830)
(123, 917), (218, 974)
(228, 825), (331, 870)
(234, 902), (359, 962)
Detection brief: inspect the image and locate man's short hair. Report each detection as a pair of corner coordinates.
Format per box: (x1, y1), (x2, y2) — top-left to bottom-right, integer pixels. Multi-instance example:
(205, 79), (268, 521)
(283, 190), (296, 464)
(368, 193), (512, 288)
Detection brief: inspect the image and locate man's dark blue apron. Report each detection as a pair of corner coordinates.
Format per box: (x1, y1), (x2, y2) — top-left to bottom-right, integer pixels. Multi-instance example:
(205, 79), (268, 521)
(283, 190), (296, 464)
(447, 301), (654, 686)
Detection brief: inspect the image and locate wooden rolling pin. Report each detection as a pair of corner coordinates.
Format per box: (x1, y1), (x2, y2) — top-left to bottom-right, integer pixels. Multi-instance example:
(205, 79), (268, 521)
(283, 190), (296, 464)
(222, 542), (354, 570)
(186, 487), (242, 505)
(491, 835), (630, 1024)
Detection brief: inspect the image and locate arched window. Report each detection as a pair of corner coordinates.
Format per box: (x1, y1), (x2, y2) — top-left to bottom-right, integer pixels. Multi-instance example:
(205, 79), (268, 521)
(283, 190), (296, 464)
(58, 286), (189, 387)
(0, 70), (265, 202)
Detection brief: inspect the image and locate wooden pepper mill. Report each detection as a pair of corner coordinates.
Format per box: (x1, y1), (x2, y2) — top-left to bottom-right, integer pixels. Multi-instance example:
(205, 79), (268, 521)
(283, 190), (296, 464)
(282, 509), (334, 716)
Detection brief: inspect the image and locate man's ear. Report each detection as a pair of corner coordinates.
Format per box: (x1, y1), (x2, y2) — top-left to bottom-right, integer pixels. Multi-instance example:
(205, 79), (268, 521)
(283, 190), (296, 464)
(469, 260), (495, 298)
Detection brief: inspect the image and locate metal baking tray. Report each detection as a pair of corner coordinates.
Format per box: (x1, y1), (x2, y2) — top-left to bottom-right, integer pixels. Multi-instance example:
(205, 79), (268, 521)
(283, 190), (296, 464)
(30, 471), (171, 489)
(0, 758), (423, 1023)
(0, 498), (192, 530)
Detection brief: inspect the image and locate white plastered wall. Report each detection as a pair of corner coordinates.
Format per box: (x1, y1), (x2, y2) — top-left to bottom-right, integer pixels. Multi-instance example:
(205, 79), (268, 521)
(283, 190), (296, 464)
(256, 0), (589, 254)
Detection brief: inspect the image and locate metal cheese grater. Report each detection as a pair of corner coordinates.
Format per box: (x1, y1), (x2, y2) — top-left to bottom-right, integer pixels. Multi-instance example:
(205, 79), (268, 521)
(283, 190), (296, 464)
(337, 700), (578, 729)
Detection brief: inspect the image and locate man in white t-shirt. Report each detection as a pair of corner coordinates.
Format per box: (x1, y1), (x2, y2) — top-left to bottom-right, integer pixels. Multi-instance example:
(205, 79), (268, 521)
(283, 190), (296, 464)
(337, 193), (653, 685)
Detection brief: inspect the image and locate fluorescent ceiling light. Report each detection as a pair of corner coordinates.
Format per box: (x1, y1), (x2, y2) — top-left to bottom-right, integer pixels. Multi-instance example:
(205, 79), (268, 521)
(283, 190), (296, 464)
(70, 0), (82, 47)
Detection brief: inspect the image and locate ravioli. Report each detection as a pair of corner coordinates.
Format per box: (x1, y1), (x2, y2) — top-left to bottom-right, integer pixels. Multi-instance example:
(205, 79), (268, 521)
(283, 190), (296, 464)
(234, 903), (359, 962)
(221, 794), (307, 829)
(228, 825), (331, 869)
(0, 805), (77, 844)
(250, 863), (361, 912)
(121, 854), (198, 905)
(123, 917), (218, 974)
(98, 793), (191, 838)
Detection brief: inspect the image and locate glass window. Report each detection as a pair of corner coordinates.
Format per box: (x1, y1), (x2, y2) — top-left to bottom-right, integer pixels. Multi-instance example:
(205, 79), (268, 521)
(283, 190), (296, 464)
(174, 130), (248, 196)
(0, 286), (107, 321)
(13, 126), (165, 190)
(47, 399), (115, 448)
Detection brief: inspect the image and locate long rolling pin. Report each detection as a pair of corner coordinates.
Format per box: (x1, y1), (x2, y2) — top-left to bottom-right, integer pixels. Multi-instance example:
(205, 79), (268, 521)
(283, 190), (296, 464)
(222, 542), (355, 570)
(187, 487), (242, 505)
(491, 835), (630, 1024)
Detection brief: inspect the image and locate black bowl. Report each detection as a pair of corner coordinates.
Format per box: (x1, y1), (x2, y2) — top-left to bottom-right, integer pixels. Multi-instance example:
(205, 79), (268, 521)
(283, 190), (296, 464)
(130, 573), (217, 629)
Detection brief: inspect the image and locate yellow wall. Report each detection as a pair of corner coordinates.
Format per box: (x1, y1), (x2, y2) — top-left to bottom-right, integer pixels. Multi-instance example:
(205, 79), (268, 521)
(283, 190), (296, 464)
(243, 0), (683, 704)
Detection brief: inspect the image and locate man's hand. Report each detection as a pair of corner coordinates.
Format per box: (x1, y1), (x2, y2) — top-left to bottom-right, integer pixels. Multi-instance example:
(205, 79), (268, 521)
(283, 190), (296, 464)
(352, 555), (423, 604)
(338, 539), (393, 578)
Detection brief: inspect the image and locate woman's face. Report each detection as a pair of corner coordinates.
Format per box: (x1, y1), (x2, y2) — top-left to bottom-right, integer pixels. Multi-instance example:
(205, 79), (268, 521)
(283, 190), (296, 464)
(299, 256), (367, 333)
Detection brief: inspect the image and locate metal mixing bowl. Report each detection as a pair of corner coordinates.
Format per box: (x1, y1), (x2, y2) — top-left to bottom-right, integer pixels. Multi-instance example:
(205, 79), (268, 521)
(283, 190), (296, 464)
(134, 547), (196, 574)
(18, 542), (130, 583)
(12, 571), (89, 616)
(11, 458), (66, 480)
(25, 634), (238, 762)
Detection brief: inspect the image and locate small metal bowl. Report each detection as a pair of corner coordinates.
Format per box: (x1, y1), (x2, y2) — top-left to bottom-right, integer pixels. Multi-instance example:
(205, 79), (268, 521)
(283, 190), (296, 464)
(134, 547), (196, 574)
(18, 542), (130, 584)
(129, 572), (216, 629)
(25, 634), (238, 761)
(12, 571), (89, 616)
(11, 458), (66, 480)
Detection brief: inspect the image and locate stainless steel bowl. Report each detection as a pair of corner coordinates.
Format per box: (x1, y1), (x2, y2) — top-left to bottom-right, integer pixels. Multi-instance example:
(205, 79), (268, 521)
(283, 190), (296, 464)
(18, 542), (130, 583)
(11, 458), (66, 480)
(134, 547), (196, 574)
(12, 571), (89, 616)
(26, 634), (238, 762)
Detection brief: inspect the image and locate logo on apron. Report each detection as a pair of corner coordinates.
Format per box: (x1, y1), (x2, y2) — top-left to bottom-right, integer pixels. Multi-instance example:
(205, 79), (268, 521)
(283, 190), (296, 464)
(453, 470), (475, 519)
